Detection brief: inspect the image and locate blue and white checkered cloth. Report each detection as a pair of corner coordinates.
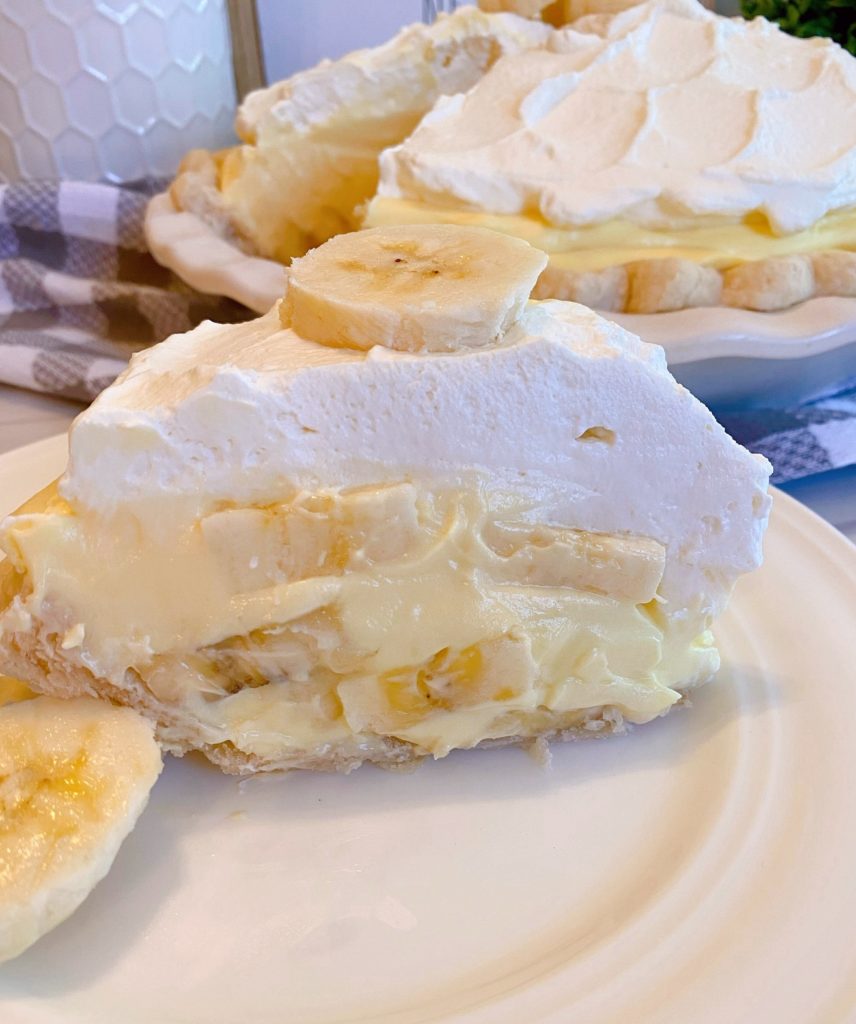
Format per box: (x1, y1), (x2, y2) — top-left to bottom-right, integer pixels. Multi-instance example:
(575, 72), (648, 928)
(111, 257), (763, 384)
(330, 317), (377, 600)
(0, 180), (248, 401)
(0, 179), (854, 486)
(718, 382), (856, 485)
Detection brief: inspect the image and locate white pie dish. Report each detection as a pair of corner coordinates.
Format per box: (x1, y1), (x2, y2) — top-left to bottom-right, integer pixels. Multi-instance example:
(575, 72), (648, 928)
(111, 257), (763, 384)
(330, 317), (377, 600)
(145, 192), (856, 409)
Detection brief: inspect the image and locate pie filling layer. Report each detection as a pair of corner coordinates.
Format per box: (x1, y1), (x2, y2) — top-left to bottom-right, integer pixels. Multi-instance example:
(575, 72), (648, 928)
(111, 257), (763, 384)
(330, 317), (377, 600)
(1, 481), (718, 762)
(364, 197), (856, 272)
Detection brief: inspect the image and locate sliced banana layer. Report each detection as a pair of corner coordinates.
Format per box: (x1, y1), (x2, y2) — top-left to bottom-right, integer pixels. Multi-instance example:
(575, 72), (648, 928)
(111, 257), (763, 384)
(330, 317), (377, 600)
(280, 224), (547, 352)
(481, 523), (666, 602)
(0, 675), (33, 707)
(0, 697), (163, 963)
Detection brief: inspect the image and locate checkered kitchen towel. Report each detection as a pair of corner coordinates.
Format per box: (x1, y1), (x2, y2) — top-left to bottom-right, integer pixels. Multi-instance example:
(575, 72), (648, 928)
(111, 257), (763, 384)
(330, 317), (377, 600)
(719, 382), (856, 485)
(0, 180), (249, 402)
(1, 179), (855, 484)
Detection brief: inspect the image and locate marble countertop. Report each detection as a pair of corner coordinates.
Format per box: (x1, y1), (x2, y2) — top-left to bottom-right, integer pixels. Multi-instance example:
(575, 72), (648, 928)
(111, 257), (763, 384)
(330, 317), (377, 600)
(2, 383), (855, 544)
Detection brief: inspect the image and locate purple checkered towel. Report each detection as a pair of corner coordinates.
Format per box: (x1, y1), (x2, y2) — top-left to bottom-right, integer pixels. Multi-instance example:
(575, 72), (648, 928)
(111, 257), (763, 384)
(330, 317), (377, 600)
(0, 180), (249, 401)
(0, 179), (854, 485)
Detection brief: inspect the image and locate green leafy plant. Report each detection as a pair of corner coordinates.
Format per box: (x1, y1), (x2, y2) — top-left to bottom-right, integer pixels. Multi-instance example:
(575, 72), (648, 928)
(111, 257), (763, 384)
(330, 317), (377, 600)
(740, 0), (856, 56)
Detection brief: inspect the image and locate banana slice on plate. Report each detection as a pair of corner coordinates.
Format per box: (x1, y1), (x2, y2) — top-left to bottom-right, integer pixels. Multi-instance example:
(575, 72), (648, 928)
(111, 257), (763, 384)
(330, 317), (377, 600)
(0, 697), (163, 963)
(281, 224), (547, 352)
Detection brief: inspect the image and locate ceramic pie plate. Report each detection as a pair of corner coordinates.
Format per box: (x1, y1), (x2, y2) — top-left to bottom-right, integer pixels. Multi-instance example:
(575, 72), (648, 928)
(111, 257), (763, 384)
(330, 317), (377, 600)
(1, 433), (856, 1023)
(145, 192), (856, 409)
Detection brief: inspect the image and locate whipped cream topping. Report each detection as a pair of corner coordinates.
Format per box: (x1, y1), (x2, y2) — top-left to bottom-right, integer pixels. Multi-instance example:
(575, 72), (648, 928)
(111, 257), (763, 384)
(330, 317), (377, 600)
(224, 7), (552, 261)
(235, 7), (552, 142)
(376, 0), (856, 234)
(62, 301), (771, 618)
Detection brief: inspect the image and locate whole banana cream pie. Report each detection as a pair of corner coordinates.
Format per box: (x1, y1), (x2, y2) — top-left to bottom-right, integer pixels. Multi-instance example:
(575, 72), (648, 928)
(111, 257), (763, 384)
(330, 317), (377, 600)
(366, 0), (856, 312)
(0, 226), (771, 774)
(172, 0), (856, 313)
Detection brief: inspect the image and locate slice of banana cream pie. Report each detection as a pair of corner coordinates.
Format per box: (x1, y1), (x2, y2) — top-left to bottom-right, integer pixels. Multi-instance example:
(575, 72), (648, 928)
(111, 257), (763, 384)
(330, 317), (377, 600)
(0, 226), (771, 774)
(171, 6), (551, 263)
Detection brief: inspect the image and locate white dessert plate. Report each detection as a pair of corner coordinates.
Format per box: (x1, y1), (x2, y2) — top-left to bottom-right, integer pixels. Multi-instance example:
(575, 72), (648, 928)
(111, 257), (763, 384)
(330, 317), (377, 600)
(146, 192), (856, 409)
(2, 434), (856, 1024)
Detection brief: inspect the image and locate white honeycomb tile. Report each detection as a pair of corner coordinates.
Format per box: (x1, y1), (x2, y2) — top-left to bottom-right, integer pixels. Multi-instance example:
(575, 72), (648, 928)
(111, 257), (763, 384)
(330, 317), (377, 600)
(146, 119), (185, 176)
(0, 78), (25, 138)
(97, 0), (140, 22)
(15, 130), (56, 178)
(0, 20), (32, 82)
(65, 72), (116, 136)
(155, 65), (196, 127)
(52, 128), (99, 178)
(3, 0), (41, 28)
(145, 0), (185, 16)
(44, 1), (91, 26)
(29, 16), (79, 83)
(19, 76), (67, 137)
(126, 8), (171, 76)
(166, 5), (205, 72)
(99, 124), (145, 180)
(191, 57), (230, 119)
(113, 68), (159, 129)
(195, 3), (229, 62)
(78, 14), (127, 79)
(0, 1), (237, 183)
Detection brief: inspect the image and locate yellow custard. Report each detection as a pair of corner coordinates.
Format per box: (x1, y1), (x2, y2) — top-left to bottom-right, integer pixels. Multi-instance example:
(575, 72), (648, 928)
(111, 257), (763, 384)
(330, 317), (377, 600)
(0, 480), (713, 762)
(364, 197), (856, 272)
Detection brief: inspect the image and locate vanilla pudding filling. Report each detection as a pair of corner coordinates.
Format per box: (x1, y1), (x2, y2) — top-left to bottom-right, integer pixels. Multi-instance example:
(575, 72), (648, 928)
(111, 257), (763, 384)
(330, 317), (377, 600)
(0, 295), (769, 768)
(2, 479), (711, 762)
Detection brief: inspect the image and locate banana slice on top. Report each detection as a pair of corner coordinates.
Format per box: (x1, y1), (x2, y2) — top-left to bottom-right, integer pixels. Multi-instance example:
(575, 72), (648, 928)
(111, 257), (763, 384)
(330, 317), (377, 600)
(281, 224), (547, 352)
(0, 697), (163, 963)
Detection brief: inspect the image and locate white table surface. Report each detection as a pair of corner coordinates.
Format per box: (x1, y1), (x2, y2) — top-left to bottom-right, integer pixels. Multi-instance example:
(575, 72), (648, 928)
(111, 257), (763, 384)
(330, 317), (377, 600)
(1, 383), (855, 544)
(0, 384), (83, 454)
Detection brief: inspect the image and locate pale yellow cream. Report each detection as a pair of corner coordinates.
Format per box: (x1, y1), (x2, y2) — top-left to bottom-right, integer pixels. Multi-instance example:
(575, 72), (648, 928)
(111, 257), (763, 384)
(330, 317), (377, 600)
(0, 481), (717, 761)
(364, 197), (856, 272)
